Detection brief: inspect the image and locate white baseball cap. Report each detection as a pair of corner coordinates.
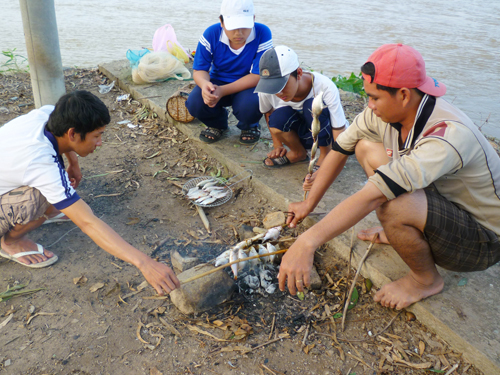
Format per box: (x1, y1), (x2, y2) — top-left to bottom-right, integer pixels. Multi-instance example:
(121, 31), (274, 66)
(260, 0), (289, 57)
(220, 0), (255, 31)
(255, 46), (300, 94)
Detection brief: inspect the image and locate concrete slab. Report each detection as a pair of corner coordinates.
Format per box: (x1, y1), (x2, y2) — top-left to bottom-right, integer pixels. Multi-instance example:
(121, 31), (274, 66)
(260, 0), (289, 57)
(99, 59), (500, 375)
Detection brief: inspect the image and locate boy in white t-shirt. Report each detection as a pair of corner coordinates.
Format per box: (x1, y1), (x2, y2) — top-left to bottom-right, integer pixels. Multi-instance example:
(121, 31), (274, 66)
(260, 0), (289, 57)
(0, 91), (180, 296)
(255, 45), (348, 172)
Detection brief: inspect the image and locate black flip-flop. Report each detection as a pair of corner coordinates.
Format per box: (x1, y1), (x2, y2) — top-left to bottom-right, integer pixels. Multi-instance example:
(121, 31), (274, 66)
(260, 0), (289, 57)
(239, 128), (260, 145)
(262, 155), (310, 169)
(199, 127), (227, 144)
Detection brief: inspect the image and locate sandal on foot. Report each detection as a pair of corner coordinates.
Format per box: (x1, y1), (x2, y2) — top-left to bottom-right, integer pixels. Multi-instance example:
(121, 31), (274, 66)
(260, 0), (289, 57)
(239, 128), (260, 145)
(43, 212), (71, 225)
(262, 155), (309, 169)
(199, 127), (226, 144)
(0, 243), (58, 268)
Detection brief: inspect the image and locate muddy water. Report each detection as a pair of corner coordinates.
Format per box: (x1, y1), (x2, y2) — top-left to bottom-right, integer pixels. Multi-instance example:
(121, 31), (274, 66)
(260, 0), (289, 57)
(2, 0), (499, 136)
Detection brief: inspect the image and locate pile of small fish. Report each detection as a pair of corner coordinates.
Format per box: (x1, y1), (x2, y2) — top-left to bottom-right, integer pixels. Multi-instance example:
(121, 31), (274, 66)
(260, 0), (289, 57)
(185, 178), (230, 205)
(214, 226), (283, 294)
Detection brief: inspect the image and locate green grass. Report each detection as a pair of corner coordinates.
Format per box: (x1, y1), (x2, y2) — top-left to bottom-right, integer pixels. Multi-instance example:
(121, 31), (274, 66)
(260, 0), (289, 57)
(331, 72), (366, 97)
(0, 48), (29, 74)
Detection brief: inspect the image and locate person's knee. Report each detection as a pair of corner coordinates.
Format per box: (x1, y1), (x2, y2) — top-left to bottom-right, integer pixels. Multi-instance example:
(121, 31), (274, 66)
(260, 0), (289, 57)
(377, 190), (427, 229)
(355, 140), (388, 177)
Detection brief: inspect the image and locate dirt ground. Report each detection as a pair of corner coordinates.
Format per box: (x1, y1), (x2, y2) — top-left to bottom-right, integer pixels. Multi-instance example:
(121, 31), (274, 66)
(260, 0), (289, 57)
(0, 70), (483, 375)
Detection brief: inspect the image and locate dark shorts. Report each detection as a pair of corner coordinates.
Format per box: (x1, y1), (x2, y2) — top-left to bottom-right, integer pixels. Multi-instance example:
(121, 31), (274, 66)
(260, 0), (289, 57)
(268, 98), (334, 149)
(424, 189), (500, 272)
(0, 187), (50, 237)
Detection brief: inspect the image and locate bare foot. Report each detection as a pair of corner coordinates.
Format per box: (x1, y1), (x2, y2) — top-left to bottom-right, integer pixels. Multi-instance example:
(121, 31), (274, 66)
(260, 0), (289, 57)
(1, 236), (55, 266)
(373, 271), (444, 310)
(357, 226), (390, 244)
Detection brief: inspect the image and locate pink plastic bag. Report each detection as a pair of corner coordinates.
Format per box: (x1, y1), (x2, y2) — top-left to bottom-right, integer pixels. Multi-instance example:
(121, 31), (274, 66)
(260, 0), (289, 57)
(152, 24), (190, 63)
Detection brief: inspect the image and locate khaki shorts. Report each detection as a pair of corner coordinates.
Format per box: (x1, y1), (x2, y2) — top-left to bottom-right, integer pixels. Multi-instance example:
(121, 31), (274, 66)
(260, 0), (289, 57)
(424, 189), (500, 272)
(0, 187), (50, 237)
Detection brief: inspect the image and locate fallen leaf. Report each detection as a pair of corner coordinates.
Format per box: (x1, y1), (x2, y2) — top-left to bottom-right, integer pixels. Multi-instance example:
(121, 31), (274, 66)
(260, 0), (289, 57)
(159, 317), (182, 337)
(89, 283), (105, 293)
(220, 345), (252, 354)
(348, 287), (359, 310)
(406, 311), (416, 321)
(365, 278), (373, 292)
(303, 343), (315, 354)
(126, 217), (140, 225)
(0, 314), (13, 330)
(391, 353), (432, 369)
(187, 325), (228, 342)
(150, 368), (163, 375)
(73, 275), (88, 285)
(419, 340), (425, 356)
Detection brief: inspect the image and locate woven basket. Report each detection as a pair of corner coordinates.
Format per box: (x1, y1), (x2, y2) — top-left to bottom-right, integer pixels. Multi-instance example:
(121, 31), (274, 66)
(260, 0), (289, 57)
(166, 83), (196, 123)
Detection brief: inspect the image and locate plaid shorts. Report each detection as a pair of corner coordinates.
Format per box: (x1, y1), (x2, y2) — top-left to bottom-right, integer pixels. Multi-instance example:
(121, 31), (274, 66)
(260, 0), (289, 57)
(424, 189), (500, 272)
(0, 187), (50, 237)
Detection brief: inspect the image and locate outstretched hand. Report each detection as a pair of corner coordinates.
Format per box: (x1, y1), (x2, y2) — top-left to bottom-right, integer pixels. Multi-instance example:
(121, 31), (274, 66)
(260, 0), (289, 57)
(302, 168), (320, 192)
(278, 237), (316, 295)
(286, 200), (313, 228)
(140, 258), (181, 295)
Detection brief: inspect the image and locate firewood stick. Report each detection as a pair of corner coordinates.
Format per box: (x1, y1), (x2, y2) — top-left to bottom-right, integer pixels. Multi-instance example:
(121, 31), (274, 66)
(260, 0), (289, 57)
(180, 249), (288, 285)
(195, 205), (211, 233)
(341, 233), (378, 332)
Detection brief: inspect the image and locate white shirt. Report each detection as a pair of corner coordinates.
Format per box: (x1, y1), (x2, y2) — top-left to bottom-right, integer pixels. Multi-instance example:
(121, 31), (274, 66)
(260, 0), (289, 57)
(258, 72), (349, 129)
(0, 106), (79, 209)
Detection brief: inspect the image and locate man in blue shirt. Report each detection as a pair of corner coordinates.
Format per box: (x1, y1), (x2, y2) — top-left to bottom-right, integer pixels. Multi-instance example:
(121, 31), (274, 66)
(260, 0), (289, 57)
(186, 0), (272, 145)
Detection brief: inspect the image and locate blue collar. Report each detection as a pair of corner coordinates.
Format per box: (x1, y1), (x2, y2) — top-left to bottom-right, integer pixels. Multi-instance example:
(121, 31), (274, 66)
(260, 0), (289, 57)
(44, 128), (65, 166)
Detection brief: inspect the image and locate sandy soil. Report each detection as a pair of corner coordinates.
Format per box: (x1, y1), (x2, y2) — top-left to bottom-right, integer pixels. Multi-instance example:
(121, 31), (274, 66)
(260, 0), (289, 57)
(0, 70), (483, 375)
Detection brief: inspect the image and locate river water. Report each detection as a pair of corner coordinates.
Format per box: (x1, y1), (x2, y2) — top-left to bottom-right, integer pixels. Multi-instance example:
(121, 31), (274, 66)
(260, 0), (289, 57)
(2, 0), (499, 136)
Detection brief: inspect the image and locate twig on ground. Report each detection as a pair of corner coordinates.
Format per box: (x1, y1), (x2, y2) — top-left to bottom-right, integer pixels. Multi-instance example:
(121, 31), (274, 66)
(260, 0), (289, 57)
(251, 336), (287, 351)
(444, 364), (460, 375)
(347, 226), (355, 277)
(268, 313), (276, 340)
(341, 233), (378, 331)
(301, 322), (311, 348)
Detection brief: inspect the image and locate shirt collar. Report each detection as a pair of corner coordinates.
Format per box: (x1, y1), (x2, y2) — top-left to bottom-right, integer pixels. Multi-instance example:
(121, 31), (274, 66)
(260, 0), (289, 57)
(389, 94), (436, 149)
(220, 26), (256, 53)
(44, 128), (60, 154)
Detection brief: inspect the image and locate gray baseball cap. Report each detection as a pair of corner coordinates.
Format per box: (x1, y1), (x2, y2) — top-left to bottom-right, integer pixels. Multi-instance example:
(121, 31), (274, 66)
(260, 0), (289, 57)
(255, 46), (300, 94)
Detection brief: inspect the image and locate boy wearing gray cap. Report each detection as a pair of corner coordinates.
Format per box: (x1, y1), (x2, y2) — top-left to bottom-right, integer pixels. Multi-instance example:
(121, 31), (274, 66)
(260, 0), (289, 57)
(255, 45), (348, 172)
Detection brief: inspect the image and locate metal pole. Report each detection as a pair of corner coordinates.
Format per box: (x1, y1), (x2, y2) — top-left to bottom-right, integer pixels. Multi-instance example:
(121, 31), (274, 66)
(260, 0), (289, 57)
(19, 0), (66, 107)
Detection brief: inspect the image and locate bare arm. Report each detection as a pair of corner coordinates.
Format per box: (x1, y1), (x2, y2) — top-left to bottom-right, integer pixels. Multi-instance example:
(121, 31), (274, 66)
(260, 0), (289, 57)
(193, 70), (259, 108)
(279, 181), (388, 294)
(61, 200), (180, 295)
(64, 151), (82, 188)
(288, 150), (350, 227)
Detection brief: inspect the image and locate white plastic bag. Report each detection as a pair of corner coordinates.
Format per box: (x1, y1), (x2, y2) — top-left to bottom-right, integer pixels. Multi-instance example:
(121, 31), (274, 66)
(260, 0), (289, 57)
(133, 51), (191, 84)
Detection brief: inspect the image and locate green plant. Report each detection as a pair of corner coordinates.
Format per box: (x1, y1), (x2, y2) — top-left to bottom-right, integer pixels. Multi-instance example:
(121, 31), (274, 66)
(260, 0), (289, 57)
(0, 48), (29, 73)
(331, 72), (366, 97)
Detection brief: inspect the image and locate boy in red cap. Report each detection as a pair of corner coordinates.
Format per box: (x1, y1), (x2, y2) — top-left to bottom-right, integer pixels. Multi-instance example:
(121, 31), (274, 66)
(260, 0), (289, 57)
(281, 44), (500, 310)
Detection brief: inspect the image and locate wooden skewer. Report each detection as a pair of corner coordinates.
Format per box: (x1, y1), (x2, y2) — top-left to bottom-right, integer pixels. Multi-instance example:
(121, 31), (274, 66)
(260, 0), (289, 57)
(180, 249), (288, 285)
(341, 232), (378, 332)
(195, 205), (211, 234)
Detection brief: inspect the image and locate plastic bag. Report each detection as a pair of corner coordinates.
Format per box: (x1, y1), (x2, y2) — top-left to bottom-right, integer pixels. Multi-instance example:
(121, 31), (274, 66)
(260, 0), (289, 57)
(152, 24), (190, 64)
(126, 48), (151, 69)
(133, 51), (191, 84)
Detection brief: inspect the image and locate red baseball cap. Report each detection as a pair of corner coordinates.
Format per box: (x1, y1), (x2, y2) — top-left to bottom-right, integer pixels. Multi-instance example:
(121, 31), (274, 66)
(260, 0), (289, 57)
(362, 43), (446, 97)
